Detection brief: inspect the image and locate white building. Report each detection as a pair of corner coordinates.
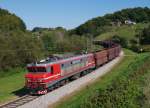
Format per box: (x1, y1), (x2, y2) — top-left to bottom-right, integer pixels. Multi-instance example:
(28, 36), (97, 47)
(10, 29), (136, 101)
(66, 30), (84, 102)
(125, 20), (136, 25)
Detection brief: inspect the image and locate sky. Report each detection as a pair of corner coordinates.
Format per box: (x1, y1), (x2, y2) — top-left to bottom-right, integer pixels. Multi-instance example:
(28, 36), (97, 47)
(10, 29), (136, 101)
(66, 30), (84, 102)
(0, 0), (150, 30)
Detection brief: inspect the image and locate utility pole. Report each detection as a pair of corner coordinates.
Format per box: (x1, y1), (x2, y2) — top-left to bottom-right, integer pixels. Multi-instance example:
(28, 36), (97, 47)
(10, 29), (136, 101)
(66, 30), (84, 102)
(90, 34), (93, 52)
(85, 34), (89, 53)
(86, 33), (93, 53)
(136, 27), (143, 52)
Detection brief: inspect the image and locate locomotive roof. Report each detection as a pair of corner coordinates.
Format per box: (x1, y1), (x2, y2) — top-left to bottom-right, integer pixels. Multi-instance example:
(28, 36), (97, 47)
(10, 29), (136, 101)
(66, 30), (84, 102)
(27, 53), (93, 67)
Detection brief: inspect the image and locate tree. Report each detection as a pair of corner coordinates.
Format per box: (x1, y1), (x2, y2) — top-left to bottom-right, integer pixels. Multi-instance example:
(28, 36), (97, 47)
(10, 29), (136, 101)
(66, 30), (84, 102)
(0, 8), (26, 32)
(112, 35), (128, 48)
(141, 25), (150, 44)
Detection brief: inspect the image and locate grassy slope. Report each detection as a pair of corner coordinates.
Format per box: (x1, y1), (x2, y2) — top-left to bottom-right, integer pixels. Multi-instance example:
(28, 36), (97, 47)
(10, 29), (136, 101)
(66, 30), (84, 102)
(82, 52), (150, 108)
(142, 66), (150, 107)
(54, 49), (150, 108)
(0, 68), (26, 104)
(95, 23), (149, 41)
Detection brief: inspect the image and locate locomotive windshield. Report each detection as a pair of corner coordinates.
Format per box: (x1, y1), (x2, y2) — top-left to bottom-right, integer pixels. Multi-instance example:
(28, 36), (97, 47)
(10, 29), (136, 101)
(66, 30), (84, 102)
(27, 67), (48, 73)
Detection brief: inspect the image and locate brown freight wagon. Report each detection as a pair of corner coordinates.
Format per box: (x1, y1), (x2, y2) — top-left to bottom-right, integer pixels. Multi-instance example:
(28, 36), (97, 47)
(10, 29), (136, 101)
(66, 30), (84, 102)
(107, 47), (116, 60)
(115, 45), (121, 57)
(94, 50), (108, 67)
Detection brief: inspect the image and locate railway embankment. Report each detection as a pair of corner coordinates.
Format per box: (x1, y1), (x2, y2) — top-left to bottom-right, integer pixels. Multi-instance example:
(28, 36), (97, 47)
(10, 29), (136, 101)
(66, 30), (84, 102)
(18, 51), (124, 108)
(55, 50), (150, 108)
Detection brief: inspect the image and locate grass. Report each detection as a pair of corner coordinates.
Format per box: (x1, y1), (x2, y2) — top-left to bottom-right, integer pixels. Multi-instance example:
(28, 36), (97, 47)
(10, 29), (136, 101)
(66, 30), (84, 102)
(54, 49), (150, 108)
(142, 45), (150, 52)
(95, 23), (149, 41)
(0, 68), (27, 104)
(81, 52), (150, 108)
(142, 67), (150, 107)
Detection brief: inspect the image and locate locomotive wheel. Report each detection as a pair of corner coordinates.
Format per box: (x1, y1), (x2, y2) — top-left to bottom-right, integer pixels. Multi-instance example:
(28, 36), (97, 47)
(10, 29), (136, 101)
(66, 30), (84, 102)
(60, 80), (66, 86)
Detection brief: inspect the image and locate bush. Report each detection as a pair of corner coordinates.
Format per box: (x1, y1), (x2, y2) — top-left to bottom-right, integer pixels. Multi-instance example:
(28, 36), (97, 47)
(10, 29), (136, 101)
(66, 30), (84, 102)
(112, 35), (128, 48)
(141, 25), (150, 45)
(0, 31), (45, 71)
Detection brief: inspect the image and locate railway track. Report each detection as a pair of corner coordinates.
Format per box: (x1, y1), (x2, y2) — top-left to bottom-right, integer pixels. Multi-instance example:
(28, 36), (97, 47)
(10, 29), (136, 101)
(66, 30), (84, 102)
(0, 95), (39, 108)
(0, 75), (86, 108)
(0, 73), (87, 108)
(0, 70), (92, 108)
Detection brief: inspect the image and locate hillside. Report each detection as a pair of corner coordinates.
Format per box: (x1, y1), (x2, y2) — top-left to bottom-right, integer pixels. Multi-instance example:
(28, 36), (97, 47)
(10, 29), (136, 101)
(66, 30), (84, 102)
(72, 7), (150, 37)
(0, 8), (44, 71)
(95, 23), (149, 40)
(94, 23), (150, 52)
(32, 27), (92, 54)
(0, 8), (26, 31)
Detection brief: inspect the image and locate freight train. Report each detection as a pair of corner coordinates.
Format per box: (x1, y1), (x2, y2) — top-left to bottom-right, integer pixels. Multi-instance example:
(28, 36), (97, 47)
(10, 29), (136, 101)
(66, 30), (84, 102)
(25, 41), (121, 95)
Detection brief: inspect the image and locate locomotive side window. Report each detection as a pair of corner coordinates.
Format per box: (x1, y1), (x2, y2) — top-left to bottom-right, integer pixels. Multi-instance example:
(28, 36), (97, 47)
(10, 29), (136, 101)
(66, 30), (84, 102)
(46, 66), (51, 72)
(61, 64), (64, 69)
(72, 59), (81, 65)
(61, 62), (72, 73)
(61, 63), (70, 69)
(51, 66), (54, 74)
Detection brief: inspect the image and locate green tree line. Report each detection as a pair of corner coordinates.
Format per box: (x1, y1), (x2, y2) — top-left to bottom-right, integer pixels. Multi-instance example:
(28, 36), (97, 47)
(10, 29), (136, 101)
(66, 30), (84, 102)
(0, 8), (89, 71)
(72, 7), (150, 37)
(0, 7), (150, 71)
(0, 8), (44, 71)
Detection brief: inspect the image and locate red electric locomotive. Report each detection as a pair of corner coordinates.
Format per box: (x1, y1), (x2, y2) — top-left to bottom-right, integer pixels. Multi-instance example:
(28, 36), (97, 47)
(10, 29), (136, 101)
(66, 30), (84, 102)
(25, 53), (95, 94)
(25, 41), (121, 95)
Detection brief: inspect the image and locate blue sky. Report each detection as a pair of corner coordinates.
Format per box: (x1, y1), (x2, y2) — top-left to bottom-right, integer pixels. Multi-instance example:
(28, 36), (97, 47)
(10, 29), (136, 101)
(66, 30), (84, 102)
(0, 0), (150, 30)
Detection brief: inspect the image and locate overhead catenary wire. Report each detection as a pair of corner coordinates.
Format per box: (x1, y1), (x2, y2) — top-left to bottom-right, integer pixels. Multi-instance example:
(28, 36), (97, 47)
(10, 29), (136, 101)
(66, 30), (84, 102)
(0, 49), (139, 57)
(123, 54), (139, 57)
(0, 49), (43, 52)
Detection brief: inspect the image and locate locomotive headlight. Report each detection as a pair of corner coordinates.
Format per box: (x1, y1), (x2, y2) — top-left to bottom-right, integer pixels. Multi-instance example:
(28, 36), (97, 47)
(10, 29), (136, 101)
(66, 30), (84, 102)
(27, 78), (31, 82)
(38, 79), (43, 82)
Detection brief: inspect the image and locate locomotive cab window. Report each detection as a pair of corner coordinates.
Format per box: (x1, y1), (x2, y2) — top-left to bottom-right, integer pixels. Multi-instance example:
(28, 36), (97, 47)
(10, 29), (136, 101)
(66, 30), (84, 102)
(61, 64), (64, 69)
(37, 67), (46, 72)
(27, 67), (36, 72)
(27, 67), (47, 73)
